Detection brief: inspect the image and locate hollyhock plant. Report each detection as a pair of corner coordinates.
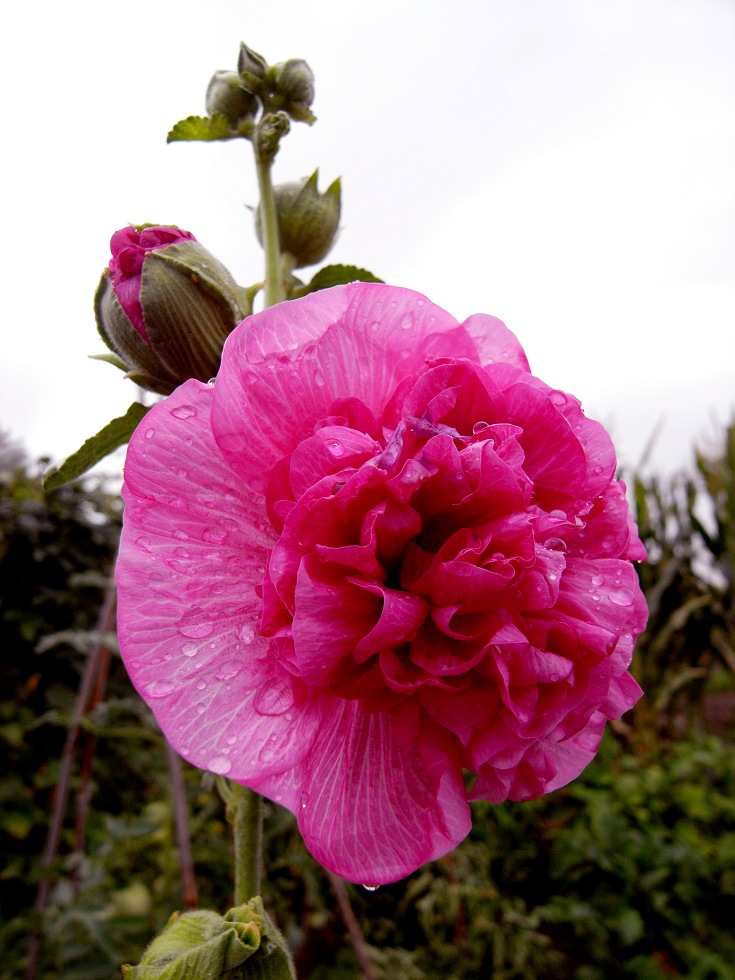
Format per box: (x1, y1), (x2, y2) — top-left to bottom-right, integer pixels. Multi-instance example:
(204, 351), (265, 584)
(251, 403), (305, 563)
(116, 282), (646, 886)
(95, 224), (246, 395)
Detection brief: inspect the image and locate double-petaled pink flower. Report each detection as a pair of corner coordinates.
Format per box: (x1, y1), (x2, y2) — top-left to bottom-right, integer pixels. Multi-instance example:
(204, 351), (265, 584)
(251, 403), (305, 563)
(116, 283), (646, 885)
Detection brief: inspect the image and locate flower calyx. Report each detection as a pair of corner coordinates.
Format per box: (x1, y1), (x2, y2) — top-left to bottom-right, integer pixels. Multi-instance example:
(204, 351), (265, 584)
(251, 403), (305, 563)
(255, 169), (341, 269)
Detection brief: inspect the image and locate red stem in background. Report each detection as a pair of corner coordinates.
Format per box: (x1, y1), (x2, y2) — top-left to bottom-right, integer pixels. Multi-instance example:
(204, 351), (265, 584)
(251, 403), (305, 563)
(328, 872), (377, 980)
(72, 636), (112, 878)
(25, 582), (117, 980)
(166, 742), (199, 910)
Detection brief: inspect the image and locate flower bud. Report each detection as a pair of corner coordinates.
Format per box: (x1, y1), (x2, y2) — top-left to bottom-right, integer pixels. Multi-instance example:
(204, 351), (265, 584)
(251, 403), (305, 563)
(273, 58), (315, 123)
(255, 170), (341, 268)
(95, 225), (245, 395)
(205, 70), (257, 126)
(122, 899), (295, 979)
(238, 41), (268, 94)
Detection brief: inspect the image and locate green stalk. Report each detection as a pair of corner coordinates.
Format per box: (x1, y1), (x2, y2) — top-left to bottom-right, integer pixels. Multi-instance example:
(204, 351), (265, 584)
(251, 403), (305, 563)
(227, 116), (286, 908)
(254, 149), (285, 309)
(232, 782), (264, 904)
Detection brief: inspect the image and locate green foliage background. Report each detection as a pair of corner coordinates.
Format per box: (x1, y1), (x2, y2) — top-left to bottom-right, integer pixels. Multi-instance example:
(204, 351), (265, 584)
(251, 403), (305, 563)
(1, 424), (734, 979)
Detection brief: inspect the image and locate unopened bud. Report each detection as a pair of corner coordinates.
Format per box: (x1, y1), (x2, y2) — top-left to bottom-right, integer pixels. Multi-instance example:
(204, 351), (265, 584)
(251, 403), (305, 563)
(122, 898), (295, 979)
(238, 42), (268, 94)
(254, 111), (291, 164)
(255, 171), (340, 268)
(206, 70), (257, 127)
(273, 59), (315, 124)
(95, 225), (245, 395)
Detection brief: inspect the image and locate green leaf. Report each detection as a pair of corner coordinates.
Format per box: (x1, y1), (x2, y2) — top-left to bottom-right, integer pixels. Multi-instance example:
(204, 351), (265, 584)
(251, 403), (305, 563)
(292, 263), (384, 298)
(42, 402), (150, 491)
(167, 113), (238, 143)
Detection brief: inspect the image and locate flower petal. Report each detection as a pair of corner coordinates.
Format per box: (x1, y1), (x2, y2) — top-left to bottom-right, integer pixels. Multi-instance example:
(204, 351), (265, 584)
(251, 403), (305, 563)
(296, 701), (471, 884)
(211, 283), (462, 488)
(117, 381), (322, 779)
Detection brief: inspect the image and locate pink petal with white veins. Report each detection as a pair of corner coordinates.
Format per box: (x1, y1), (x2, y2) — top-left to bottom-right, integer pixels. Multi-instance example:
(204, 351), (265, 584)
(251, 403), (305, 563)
(117, 380), (323, 780)
(295, 700), (471, 884)
(211, 283), (464, 488)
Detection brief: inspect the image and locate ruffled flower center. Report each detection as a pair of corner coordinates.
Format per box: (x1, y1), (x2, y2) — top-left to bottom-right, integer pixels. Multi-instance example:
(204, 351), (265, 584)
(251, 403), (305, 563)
(260, 359), (595, 750)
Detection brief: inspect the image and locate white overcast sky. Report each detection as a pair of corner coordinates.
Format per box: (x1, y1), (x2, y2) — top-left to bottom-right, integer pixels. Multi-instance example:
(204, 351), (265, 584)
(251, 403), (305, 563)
(1, 0), (733, 478)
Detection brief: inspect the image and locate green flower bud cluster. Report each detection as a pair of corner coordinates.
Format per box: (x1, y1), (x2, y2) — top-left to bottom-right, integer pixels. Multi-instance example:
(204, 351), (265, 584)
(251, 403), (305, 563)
(238, 42), (316, 125)
(203, 43), (317, 140)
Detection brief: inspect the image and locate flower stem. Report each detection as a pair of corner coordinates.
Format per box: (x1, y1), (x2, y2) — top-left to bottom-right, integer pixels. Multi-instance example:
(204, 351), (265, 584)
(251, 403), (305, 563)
(231, 782), (264, 904)
(254, 149), (284, 309)
(227, 117), (281, 910)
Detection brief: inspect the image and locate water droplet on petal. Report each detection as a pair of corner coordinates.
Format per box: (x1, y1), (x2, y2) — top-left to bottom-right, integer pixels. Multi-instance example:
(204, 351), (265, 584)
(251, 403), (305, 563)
(196, 702), (206, 714)
(238, 624), (255, 645)
(217, 660), (241, 680)
(145, 428), (155, 440)
(545, 537), (567, 551)
(145, 680), (175, 699)
(400, 312), (413, 330)
(203, 525), (227, 543)
(325, 438), (345, 457)
(549, 391), (567, 407)
(196, 679), (207, 691)
(208, 755), (231, 775)
(314, 371), (325, 387)
(172, 405), (197, 420)
(609, 588), (634, 607)
(182, 642), (198, 657)
(591, 574), (604, 587)
(254, 682), (294, 716)
(179, 611), (214, 639)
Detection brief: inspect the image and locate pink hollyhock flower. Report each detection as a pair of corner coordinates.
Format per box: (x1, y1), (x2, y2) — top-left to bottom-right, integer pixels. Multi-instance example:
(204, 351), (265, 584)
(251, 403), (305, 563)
(116, 283), (647, 885)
